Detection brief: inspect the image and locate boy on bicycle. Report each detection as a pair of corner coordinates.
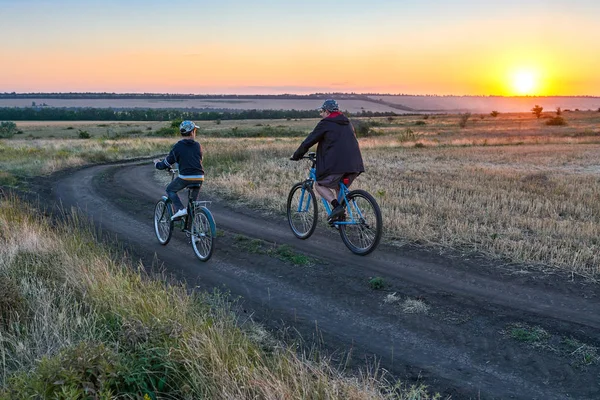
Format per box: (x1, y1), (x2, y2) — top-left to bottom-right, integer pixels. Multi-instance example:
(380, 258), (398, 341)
(291, 99), (364, 222)
(154, 120), (205, 220)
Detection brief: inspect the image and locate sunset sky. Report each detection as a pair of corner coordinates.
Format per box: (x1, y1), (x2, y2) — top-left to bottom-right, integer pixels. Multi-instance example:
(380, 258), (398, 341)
(2, 0), (599, 96)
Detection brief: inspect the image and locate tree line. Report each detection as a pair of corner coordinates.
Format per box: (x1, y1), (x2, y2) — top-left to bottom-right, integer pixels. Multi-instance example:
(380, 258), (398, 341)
(0, 92), (365, 100)
(0, 107), (399, 121)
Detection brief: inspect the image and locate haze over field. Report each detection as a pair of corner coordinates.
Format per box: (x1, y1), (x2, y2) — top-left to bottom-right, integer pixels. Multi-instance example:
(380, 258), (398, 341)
(2, 0), (600, 96)
(1, 95), (600, 113)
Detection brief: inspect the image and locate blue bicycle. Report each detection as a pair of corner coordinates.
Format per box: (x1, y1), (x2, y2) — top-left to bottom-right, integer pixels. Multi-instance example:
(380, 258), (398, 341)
(287, 152), (382, 255)
(154, 168), (216, 261)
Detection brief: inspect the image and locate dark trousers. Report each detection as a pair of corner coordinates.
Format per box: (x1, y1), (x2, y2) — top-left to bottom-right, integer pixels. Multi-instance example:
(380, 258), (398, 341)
(166, 177), (201, 211)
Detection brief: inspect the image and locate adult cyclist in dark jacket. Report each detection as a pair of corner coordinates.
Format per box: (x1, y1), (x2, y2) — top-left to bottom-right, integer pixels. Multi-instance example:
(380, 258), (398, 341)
(154, 120), (205, 220)
(291, 99), (365, 222)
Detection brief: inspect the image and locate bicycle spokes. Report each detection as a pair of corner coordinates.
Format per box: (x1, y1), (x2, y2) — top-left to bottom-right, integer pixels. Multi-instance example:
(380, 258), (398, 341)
(339, 190), (382, 255)
(191, 208), (215, 261)
(154, 200), (174, 245)
(287, 182), (318, 240)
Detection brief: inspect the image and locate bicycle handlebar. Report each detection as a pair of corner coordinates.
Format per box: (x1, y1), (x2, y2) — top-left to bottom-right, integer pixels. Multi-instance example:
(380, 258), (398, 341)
(290, 152), (316, 161)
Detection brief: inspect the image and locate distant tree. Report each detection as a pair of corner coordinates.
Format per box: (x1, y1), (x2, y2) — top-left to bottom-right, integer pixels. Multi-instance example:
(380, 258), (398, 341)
(0, 121), (18, 138)
(556, 107), (562, 116)
(490, 110), (499, 117)
(170, 119), (183, 128)
(351, 119), (373, 137)
(531, 105), (543, 118)
(458, 112), (471, 128)
(78, 129), (91, 139)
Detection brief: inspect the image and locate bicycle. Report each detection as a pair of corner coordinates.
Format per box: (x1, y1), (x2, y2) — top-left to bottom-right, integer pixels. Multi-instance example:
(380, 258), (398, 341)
(286, 152), (382, 255)
(153, 168), (216, 261)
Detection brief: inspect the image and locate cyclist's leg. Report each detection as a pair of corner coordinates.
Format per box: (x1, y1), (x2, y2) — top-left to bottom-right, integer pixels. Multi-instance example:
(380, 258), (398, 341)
(166, 177), (187, 212)
(314, 181), (335, 203)
(316, 174), (345, 219)
(185, 181), (202, 202)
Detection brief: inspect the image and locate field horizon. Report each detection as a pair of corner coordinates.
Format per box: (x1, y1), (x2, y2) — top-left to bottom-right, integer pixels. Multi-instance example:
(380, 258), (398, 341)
(1, 92), (600, 114)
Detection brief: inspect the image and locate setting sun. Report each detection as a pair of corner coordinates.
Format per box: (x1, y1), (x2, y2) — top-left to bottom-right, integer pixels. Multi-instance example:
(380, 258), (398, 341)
(511, 69), (539, 95)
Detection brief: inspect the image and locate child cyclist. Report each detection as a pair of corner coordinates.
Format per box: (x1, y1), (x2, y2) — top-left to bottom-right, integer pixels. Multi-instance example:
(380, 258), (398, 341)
(153, 120), (205, 220)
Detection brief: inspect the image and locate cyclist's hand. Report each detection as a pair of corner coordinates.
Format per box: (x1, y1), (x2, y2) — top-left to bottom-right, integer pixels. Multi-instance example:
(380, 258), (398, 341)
(153, 159), (160, 166)
(290, 154), (301, 161)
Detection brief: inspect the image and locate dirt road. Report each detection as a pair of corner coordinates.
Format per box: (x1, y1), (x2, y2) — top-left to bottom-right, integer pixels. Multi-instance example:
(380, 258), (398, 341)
(51, 161), (600, 399)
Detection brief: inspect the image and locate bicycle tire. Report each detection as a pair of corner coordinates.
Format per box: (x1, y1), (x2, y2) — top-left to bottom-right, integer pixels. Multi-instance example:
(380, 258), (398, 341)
(339, 189), (382, 255)
(287, 182), (318, 239)
(154, 199), (173, 245)
(191, 208), (215, 261)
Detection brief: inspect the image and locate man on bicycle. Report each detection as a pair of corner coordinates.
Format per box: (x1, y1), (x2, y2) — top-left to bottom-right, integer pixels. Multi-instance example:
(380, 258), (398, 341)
(291, 99), (365, 222)
(154, 120), (205, 220)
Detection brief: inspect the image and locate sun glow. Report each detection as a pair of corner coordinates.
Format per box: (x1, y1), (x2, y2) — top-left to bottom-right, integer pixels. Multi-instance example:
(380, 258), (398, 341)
(511, 69), (539, 95)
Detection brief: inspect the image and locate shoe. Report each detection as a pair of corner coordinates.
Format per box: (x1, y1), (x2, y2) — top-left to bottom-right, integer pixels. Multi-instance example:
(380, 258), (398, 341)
(171, 208), (187, 220)
(328, 204), (345, 221)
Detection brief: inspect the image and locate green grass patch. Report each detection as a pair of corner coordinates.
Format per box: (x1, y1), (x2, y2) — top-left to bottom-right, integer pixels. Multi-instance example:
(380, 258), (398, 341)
(369, 277), (385, 290)
(0, 170), (18, 187)
(234, 236), (313, 266)
(272, 244), (312, 266)
(507, 323), (550, 346)
(235, 235), (265, 253)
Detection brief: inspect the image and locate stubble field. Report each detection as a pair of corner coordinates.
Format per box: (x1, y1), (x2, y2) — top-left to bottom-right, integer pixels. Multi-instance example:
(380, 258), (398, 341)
(4, 110), (600, 278)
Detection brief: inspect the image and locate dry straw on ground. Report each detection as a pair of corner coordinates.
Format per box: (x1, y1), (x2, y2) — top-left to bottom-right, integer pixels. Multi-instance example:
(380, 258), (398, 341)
(4, 111), (600, 278)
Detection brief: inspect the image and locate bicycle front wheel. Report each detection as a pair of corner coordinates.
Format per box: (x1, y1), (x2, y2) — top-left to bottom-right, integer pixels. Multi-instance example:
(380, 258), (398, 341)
(154, 199), (173, 245)
(191, 208), (215, 261)
(339, 190), (382, 255)
(287, 182), (318, 239)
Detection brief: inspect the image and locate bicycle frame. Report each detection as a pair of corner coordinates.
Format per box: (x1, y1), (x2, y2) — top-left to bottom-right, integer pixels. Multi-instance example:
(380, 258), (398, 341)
(161, 192), (215, 236)
(298, 158), (363, 227)
(288, 152), (382, 255)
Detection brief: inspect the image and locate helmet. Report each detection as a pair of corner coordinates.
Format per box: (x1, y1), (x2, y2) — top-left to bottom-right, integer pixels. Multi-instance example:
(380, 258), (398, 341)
(318, 99), (339, 112)
(179, 120), (199, 135)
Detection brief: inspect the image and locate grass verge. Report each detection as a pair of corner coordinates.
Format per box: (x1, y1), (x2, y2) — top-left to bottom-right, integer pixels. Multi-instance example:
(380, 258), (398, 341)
(0, 195), (435, 399)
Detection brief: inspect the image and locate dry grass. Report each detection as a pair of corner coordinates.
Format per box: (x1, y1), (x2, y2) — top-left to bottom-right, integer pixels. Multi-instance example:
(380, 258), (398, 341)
(360, 144), (600, 277)
(0, 138), (172, 181)
(187, 136), (600, 278)
(401, 299), (430, 315)
(13, 121), (168, 139)
(4, 112), (600, 278)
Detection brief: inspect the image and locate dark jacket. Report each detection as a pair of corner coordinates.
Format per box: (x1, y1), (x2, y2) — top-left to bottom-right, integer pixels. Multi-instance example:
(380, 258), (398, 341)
(155, 138), (204, 179)
(292, 113), (364, 181)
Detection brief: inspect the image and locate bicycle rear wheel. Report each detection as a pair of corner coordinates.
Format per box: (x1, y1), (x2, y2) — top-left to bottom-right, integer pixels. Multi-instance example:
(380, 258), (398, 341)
(339, 190), (382, 255)
(154, 199), (173, 245)
(287, 182), (318, 239)
(191, 208), (215, 261)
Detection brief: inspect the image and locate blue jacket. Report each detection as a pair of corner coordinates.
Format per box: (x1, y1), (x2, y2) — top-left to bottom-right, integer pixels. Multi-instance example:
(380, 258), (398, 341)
(155, 138), (204, 180)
